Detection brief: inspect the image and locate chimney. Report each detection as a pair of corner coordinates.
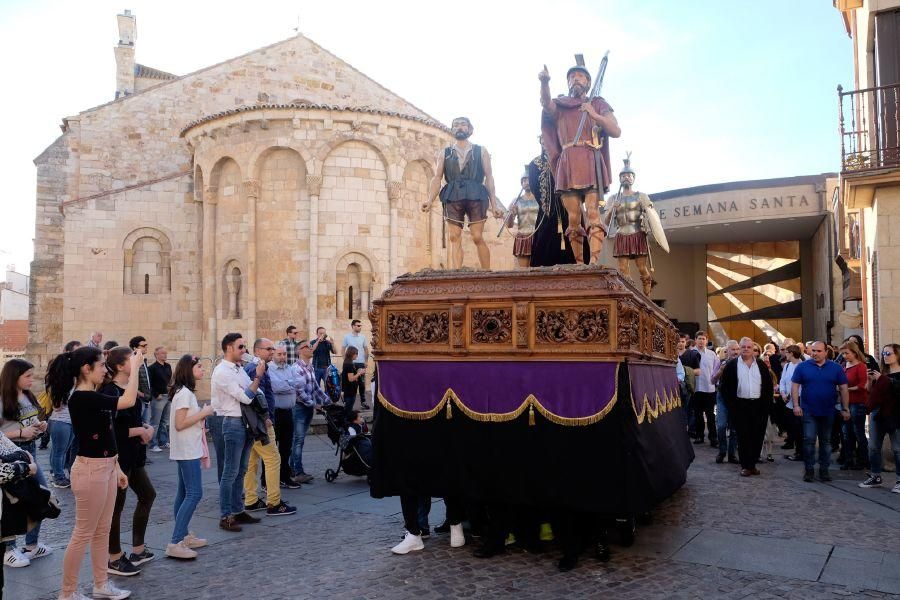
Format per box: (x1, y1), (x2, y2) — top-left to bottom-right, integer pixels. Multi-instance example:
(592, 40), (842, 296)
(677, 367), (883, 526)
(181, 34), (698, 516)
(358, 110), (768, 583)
(114, 10), (136, 99)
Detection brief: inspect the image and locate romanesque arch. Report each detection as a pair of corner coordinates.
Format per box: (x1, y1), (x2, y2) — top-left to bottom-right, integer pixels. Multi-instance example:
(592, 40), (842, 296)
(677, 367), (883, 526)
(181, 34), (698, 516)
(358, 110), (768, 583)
(333, 249), (377, 320)
(122, 227), (172, 295)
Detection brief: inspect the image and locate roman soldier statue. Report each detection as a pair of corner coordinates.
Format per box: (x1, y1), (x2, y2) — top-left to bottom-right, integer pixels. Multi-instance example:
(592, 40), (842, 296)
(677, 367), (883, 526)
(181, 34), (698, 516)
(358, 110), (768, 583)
(539, 57), (621, 265)
(503, 169), (541, 268)
(422, 117), (504, 269)
(604, 154), (669, 296)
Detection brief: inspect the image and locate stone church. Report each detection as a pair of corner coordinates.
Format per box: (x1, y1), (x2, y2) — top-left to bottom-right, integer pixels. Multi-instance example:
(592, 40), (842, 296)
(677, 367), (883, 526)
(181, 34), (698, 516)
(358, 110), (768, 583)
(29, 11), (513, 371)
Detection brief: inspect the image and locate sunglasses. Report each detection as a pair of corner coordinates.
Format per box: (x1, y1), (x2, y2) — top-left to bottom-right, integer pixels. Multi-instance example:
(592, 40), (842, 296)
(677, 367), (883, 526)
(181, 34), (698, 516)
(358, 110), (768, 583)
(883, 350), (894, 357)
(262, 347), (275, 352)
(238, 344), (246, 350)
(299, 344), (311, 350)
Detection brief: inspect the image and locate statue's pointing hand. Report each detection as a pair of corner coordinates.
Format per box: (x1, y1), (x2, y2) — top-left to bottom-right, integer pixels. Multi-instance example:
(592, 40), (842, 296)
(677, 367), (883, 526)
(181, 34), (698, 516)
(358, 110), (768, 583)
(538, 65), (550, 83)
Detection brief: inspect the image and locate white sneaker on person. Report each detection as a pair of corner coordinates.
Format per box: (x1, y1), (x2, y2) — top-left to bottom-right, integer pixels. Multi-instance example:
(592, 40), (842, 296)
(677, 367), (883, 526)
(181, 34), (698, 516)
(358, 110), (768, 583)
(165, 541), (198, 560)
(23, 543), (53, 560)
(893, 481), (900, 494)
(149, 446), (163, 453)
(391, 531), (424, 555)
(183, 532), (208, 549)
(450, 523), (466, 548)
(4, 547), (30, 567)
(92, 581), (131, 599)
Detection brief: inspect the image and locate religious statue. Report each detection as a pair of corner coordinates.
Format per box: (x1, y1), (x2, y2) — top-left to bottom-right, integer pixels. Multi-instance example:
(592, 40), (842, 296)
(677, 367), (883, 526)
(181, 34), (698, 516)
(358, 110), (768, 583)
(502, 169), (541, 268)
(422, 117), (504, 269)
(603, 155), (669, 296)
(539, 56), (621, 265)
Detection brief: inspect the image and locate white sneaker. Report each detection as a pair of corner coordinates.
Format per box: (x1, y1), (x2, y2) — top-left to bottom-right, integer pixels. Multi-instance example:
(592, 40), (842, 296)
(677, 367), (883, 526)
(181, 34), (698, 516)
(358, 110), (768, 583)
(92, 581), (131, 599)
(183, 532), (208, 549)
(165, 541), (198, 560)
(4, 547), (30, 567)
(892, 481), (900, 494)
(23, 543), (53, 560)
(391, 531), (424, 555)
(149, 446), (163, 453)
(450, 523), (466, 548)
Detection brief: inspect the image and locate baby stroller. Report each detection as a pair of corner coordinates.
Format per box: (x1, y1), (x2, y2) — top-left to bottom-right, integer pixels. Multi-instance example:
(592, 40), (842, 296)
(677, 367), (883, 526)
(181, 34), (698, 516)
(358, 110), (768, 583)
(319, 403), (373, 483)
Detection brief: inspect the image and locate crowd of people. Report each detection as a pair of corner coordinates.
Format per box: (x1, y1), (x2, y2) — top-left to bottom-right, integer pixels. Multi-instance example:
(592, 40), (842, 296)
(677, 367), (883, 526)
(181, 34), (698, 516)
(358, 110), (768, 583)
(0, 322), (372, 600)
(676, 332), (900, 488)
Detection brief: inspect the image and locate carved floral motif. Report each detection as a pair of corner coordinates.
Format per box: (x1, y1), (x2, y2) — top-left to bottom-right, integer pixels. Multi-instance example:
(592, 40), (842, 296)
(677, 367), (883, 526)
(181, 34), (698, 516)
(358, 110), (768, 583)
(515, 303), (528, 348)
(451, 304), (465, 348)
(471, 309), (512, 344)
(652, 325), (666, 355)
(368, 304), (381, 351)
(535, 308), (609, 344)
(385, 311), (449, 345)
(617, 300), (640, 350)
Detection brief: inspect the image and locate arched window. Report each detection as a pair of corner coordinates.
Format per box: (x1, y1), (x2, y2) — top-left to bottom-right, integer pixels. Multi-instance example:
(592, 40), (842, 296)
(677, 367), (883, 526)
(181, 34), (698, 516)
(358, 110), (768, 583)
(123, 228), (172, 295)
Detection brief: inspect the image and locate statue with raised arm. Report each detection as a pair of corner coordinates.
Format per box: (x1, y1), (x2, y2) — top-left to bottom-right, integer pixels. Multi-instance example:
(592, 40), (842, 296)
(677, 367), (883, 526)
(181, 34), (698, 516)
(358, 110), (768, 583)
(421, 117), (504, 270)
(539, 57), (621, 265)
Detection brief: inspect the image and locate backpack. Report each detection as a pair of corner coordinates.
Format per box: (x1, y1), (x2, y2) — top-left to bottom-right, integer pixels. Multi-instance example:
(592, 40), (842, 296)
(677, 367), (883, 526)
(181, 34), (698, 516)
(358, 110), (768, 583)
(325, 365), (342, 403)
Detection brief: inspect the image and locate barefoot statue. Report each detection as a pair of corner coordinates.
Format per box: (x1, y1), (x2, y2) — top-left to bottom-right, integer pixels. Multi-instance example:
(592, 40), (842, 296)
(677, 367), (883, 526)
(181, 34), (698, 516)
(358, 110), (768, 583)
(422, 117), (504, 270)
(604, 154), (669, 296)
(539, 54), (621, 264)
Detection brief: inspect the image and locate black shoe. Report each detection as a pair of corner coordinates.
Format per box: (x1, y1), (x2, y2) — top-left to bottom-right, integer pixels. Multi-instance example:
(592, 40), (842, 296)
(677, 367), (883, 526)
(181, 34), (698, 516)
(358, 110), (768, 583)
(781, 442), (794, 450)
(244, 499), (267, 512)
(266, 501), (297, 516)
(127, 549), (155, 566)
(434, 521), (450, 534)
(693, 438), (705, 445)
(234, 511), (261, 524)
(219, 516), (242, 532)
(819, 469), (832, 482)
(280, 480), (301, 489)
(710, 440), (719, 449)
(727, 456), (739, 464)
(557, 554), (578, 572)
(803, 469), (815, 482)
(420, 528), (430, 539)
(715, 454), (725, 464)
(107, 556), (141, 576)
(473, 544), (504, 559)
(360, 402), (371, 410)
(595, 543), (611, 563)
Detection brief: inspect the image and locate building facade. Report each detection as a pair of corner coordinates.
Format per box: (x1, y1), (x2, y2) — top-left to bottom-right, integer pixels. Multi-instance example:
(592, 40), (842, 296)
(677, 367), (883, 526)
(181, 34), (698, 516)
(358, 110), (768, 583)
(0, 267), (29, 352)
(835, 0), (900, 353)
(29, 12), (512, 372)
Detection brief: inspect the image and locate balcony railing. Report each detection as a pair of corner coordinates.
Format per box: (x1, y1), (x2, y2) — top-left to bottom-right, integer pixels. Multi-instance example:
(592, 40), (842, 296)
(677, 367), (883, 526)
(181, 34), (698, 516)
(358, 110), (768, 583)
(839, 82), (900, 173)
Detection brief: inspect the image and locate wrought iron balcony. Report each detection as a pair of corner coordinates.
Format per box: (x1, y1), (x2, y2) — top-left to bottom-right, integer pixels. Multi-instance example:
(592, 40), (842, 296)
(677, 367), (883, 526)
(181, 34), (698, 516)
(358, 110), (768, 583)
(839, 82), (900, 173)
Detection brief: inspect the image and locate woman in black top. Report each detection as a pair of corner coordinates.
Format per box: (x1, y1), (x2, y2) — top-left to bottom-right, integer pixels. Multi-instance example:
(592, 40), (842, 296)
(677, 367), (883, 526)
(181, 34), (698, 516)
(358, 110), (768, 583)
(342, 347), (365, 417)
(47, 345), (142, 600)
(100, 346), (157, 576)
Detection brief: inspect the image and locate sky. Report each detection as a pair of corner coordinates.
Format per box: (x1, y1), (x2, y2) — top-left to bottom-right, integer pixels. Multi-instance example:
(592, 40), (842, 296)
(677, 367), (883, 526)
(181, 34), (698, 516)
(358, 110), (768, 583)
(0, 0), (853, 275)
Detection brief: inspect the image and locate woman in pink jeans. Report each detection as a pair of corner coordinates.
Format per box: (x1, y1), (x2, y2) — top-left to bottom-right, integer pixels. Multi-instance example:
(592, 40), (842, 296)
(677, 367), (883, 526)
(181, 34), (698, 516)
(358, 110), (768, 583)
(46, 345), (143, 600)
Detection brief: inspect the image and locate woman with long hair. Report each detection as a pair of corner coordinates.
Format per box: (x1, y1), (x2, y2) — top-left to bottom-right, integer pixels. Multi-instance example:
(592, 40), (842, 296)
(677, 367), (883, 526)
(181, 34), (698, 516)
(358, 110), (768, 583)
(166, 354), (214, 559)
(859, 343), (900, 492)
(99, 346), (157, 578)
(46, 359), (76, 489)
(48, 345), (143, 600)
(0, 358), (52, 567)
(341, 346), (365, 417)
(839, 341), (869, 471)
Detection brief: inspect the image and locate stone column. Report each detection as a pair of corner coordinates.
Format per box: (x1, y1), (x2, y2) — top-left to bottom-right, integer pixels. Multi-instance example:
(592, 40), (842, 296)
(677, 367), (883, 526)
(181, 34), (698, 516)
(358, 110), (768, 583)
(307, 174), (323, 330)
(336, 272), (348, 319)
(123, 248), (134, 293)
(244, 179), (260, 342)
(360, 271), (373, 315)
(387, 181), (401, 281)
(202, 187), (218, 359)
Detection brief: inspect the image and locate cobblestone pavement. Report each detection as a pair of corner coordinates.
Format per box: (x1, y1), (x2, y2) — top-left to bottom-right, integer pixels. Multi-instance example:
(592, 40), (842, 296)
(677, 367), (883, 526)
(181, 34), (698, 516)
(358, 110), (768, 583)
(8, 431), (900, 599)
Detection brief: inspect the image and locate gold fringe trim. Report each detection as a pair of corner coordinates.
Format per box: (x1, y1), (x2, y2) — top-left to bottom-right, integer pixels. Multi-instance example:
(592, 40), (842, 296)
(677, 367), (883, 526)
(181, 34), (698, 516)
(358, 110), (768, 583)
(632, 384), (682, 425)
(377, 364), (620, 427)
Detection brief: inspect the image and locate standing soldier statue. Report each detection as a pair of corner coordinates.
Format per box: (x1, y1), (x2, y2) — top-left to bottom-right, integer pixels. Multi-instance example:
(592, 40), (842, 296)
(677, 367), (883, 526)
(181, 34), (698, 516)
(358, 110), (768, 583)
(540, 56), (621, 265)
(604, 154), (669, 296)
(422, 117), (504, 270)
(502, 170), (540, 268)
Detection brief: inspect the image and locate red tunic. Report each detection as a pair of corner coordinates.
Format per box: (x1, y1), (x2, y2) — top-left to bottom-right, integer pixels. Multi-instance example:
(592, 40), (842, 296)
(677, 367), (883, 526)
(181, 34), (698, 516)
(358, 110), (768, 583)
(541, 96), (613, 193)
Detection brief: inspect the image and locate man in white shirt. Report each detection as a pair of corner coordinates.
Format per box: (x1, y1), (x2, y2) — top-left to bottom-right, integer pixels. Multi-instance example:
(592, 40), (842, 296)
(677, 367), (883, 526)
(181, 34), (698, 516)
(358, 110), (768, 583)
(691, 331), (720, 447)
(719, 337), (775, 477)
(211, 332), (264, 532)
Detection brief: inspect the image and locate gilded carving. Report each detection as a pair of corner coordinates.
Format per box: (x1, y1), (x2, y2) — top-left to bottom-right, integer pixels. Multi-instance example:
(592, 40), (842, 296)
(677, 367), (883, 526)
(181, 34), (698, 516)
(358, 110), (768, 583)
(385, 310), (449, 345)
(515, 302), (529, 348)
(535, 307), (609, 344)
(471, 309), (513, 344)
(617, 299), (640, 350)
(451, 304), (465, 348)
(368, 304), (381, 351)
(652, 324), (666, 355)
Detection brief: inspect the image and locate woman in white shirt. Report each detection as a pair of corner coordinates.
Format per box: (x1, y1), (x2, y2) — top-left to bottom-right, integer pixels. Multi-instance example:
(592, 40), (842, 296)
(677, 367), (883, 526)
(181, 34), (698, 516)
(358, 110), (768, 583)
(779, 345), (804, 461)
(167, 355), (213, 560)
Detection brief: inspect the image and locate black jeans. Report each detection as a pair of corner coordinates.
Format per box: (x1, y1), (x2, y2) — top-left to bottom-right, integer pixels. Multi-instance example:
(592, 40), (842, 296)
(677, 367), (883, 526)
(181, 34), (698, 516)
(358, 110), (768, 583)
(693, 391), (718, 442)
(354, 362), (366, 402)
(732, 398), (768, 470)
(401, 495), (463, 535)
(273, 408), (294, 483)
(109, 465), (156, 554)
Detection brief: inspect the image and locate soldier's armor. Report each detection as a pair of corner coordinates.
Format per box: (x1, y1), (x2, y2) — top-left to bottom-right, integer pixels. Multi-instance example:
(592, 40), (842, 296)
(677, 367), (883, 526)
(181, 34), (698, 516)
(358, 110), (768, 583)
(613, 192), (647, 235)
(515, 195), (540, 236)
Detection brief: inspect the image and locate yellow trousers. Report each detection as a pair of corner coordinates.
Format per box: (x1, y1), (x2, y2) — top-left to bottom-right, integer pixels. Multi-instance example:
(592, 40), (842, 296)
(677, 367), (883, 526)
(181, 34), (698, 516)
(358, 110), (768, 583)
(243, 424), (281, 507)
